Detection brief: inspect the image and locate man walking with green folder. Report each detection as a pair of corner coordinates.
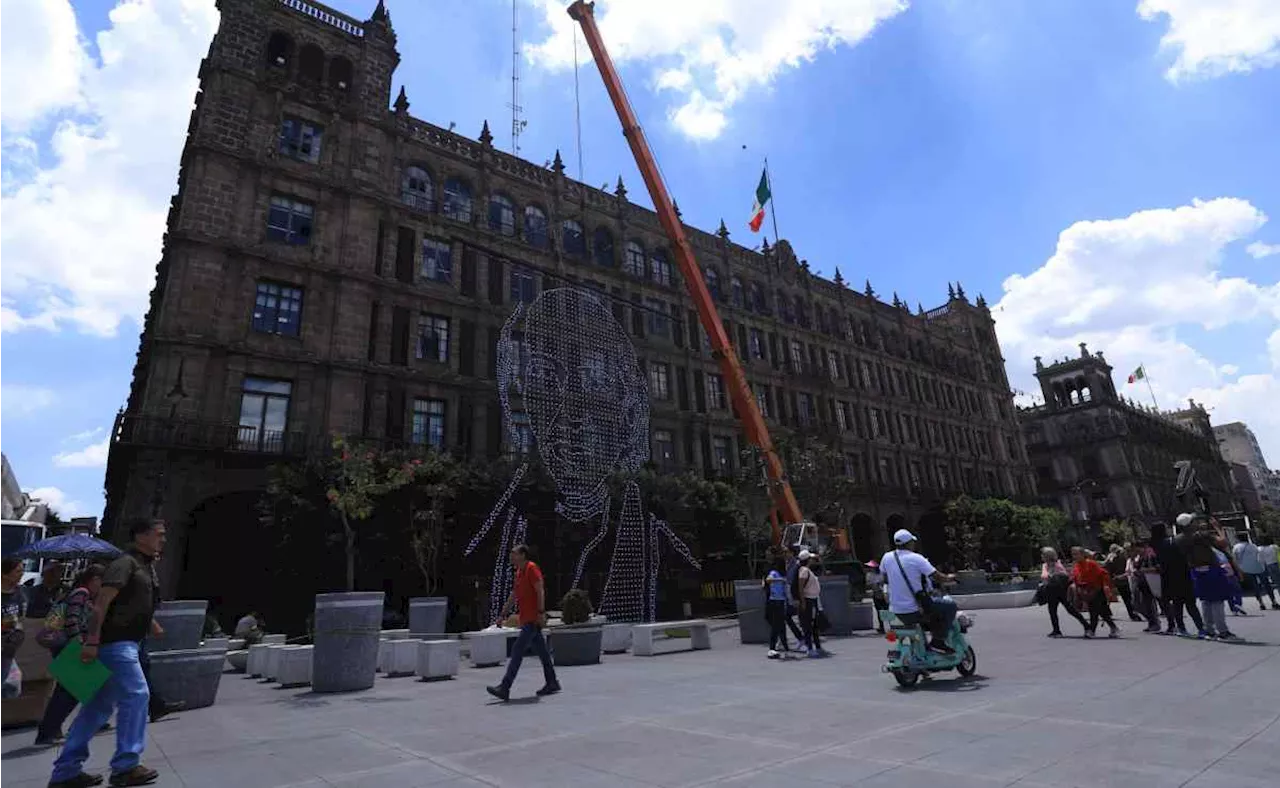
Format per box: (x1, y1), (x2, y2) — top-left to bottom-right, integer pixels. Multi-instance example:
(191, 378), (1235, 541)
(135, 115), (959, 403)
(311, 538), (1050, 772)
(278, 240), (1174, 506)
(49, 519), (166, 788)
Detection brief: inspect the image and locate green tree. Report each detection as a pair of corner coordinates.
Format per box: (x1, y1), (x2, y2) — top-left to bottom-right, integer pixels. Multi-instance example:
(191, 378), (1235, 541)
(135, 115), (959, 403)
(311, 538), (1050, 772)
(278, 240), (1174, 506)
(944, 495), (987, 569)
(944, 495), (1068, 569)
(1099, 518), (1132, 548)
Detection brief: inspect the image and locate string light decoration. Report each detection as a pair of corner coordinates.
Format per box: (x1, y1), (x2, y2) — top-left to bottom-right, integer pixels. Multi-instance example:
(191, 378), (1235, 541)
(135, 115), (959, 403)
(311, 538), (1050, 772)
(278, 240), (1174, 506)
(464, 287), (699, 623)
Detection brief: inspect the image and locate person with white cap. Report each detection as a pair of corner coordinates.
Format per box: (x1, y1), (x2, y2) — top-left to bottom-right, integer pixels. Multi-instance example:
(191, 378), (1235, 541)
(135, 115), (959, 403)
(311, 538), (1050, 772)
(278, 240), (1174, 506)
(880, 529), (956, 654)
(795, 549), (827, 657)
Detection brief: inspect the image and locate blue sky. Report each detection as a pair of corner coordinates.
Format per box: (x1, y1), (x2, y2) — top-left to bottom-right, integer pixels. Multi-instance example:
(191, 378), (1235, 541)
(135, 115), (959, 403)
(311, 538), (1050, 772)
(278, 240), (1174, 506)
(2, 0), (1279, 518)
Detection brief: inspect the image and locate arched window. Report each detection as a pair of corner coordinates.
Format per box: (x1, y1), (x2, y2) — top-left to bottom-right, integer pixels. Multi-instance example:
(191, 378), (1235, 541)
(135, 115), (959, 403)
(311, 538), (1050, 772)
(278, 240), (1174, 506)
(705, 267), (721, 300)
(794, 296), (808, 327)
(730, 276), (744, 308)
(778, 290), (794, 323)
(749, 281), (766, 313)
(593, 227), (614, 267)
(298, 44), (325, 85)
(523, 206), (548, 248)
(650, 249), (672, 286)
(624, 241), (645, 277)
(488, 194), (515, 236)
(266, 31), (294, 70)
(401, 166), (432, 211)
(442, 177), (472, 223)
(328, 56), (352, 91)
(562, 219), (585, 257)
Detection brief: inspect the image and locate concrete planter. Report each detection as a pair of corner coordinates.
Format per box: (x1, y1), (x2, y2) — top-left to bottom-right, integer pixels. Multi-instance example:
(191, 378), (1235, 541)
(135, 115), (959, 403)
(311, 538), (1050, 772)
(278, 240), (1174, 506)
(850, 601), (876, 631)
(148, 646), (224, 710)
(263, 644), (295, 682)
(277, 645), (313, 688)
(466, 631), (508, 667)
(312, 591), (384, 693)
(246, 643), (272, 677)
(549, 625), (601, 667)
(408, 597), (449, 638)
(380, 629), (412, 641)
(818, 575), (853, 636)
(226, 650), (248, 673)
(733, 580), (769, 644)
(262, 634), (287, 645)
(202, 637), (230, 652)
(415, 640), (460, 680)
(601, 623), (632, 654)
(147, 600), (208, 653)
(384, 639), (420, 677)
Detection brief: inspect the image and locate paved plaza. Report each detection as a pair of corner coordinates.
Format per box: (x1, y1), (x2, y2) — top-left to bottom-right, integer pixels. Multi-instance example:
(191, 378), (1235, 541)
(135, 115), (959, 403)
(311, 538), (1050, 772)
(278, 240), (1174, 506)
(3, 605), (1278, 788)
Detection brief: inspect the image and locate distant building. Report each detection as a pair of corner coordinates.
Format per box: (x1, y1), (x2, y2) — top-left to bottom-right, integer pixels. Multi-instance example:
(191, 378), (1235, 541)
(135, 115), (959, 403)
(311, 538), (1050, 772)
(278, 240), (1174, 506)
(1228, 462), (1264, 513)
(1214, 422), (1276, 508)
(1, 452), (48, 524)
(1018, 345), (1232, 531)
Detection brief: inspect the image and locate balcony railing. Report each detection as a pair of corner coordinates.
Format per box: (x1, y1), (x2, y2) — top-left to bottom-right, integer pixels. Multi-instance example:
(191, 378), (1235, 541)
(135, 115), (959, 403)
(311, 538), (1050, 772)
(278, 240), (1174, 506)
(113, 414), (309, 457)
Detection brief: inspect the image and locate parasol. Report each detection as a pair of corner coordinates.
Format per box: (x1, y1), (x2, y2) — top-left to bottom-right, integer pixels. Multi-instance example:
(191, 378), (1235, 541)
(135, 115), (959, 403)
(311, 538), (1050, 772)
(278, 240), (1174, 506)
(10, 533), (123, 561)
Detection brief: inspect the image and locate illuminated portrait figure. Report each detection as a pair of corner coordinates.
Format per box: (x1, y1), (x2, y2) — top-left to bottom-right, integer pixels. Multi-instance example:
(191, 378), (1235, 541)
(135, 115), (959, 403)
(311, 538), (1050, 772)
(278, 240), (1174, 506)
(465, 287), (699, 623)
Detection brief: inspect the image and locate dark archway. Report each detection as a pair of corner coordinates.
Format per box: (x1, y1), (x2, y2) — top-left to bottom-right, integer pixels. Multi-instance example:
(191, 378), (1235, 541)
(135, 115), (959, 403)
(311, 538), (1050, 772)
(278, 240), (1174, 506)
(297, 43), (325, 85)
(266, 31), (293, 70)
(916, 506), (948, 565)
(885, 513), (907, 555)
(328, 56), (353, 91)
(850, 512), (876, 563)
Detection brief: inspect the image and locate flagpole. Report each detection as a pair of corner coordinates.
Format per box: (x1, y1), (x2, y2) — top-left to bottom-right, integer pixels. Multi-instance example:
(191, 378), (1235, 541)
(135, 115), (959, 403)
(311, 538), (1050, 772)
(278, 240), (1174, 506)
(1142, 364), (1159, 410)
(764, 156), (780, 245)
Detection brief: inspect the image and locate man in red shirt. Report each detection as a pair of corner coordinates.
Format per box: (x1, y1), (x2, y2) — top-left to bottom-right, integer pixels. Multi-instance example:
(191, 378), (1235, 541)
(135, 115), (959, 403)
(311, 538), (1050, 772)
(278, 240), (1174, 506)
(487, 545), (560, 701)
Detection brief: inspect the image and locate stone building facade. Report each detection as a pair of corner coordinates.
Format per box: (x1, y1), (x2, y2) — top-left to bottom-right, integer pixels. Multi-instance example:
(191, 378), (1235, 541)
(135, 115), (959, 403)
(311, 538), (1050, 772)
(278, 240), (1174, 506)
(1019, 346), (1233, 531)
(1214, 421), (1277, 508)
(103, 0), (1032, 596)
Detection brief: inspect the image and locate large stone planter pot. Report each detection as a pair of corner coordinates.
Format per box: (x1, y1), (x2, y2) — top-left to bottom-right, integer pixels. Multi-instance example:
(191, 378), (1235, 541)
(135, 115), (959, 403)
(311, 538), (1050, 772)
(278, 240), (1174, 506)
(549, 625), (601, 666)
(312, 591), (383, 693)
(850, 601), (876, 631)
(733, 580), (769, 644)
(601, 623), (632, 654)
(148, 646), (225, 710)
(818, 575), (853, 636)
(409, 597), (449, 638)
(955, 570), (987, 590)
(146, 600), (208, 653)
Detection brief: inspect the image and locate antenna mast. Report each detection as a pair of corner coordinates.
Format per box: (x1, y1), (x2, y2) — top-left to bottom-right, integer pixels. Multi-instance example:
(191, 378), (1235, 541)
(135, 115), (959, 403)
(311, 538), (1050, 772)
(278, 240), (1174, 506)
(508, 0), (524, 155)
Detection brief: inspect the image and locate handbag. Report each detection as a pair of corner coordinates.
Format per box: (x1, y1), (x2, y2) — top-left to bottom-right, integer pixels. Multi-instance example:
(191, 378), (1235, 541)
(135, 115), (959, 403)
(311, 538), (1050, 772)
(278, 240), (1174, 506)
(36, 600), (70, 651)
(892, 550), (934, 615)
(815, 609), (831, 633)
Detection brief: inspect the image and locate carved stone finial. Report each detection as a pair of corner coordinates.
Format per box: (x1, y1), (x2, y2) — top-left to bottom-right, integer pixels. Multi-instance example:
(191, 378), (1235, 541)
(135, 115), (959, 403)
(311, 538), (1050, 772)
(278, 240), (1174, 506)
(393, 86), (409, 115)
(761, 237), (771, 255)
(917, 302), (925, 315)
(552, 149), (565, 174)
(800, 259), (810, 272)
(956, 282), (967, 301)
(947, 282), (956, 299)
(1035, 355), (1044, 371)
(976, 293), (987, 308)
(479, 120), (493, 146)
(864, 279), (875, 298)
(717, 219), (729, 240)
(672, 199), (682, 219)
(892, 291), (901, 308)
(614, 175), (627, 200)
(1079, 342), (1089, 358)
(370, 0), (387, 23)
(833, 267), (845, 286)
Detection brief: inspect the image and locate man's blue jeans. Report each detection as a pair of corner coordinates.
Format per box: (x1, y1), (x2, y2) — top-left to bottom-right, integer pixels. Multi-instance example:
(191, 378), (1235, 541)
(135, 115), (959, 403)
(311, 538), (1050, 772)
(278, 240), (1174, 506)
(51, 641), (149, 781)
(498, 623), (558, 691)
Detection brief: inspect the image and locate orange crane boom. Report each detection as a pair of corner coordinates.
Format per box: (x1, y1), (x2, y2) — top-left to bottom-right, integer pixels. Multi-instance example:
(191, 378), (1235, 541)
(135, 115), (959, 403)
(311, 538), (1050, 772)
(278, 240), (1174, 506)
(567, 1), (804, 540)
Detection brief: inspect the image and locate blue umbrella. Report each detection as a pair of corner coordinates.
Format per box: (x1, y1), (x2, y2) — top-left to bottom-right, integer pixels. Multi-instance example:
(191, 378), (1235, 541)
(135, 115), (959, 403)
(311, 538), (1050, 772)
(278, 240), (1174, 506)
(11, 533), (122, 560)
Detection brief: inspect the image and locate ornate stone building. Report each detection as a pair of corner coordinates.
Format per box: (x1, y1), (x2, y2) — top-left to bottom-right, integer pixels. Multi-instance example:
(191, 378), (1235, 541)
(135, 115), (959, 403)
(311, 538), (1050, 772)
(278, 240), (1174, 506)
(1019, 346), (1232, 532)
(103, 0), (1032, 596)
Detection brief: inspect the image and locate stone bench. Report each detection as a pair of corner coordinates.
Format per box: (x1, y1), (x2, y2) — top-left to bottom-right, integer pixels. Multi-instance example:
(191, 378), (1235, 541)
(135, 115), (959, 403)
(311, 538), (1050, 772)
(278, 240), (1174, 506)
(632, 620), (712, 657)
(415, 640), (460, 681)
(262, 644), (295, 682)
(277, 646), (314, 689)
(602, 623), (633, 654)
(383, 639), (421, 677)
(464, 630), (509, 668)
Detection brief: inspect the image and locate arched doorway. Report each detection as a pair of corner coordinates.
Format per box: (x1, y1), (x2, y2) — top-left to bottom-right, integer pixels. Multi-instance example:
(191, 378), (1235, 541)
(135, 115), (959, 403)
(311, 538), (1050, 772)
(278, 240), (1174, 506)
(885, 513), (907, 546)
(916, 506), (948, 565)
(850, 513), (876, 563)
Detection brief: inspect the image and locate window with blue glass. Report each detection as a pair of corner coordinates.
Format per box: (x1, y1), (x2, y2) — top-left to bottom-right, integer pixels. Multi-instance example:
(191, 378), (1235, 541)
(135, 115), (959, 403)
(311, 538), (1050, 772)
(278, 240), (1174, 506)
(645, 297), (669, 338)
(488, 194), (515, 236)
(412, 398), (446, 448)
(510, 265), (537, 304)
(650, 250), (672, 286)
(524, 205), (548, 248)
(252, 281), (303, 337)
(442, 177), (472, 222)
(421, 237), (452, 283)
(731, 276), (745, 308)
(266, 195), (314, 245)
(509, 411), (534, 457)
(624, 241), (645, 277)
(278, 117), (322, 163)
(401, 165), (433, 211)
(237, 377), (292, 452)
(704, 267), (721, 300)
(416, 314), (450, 362)
(593, 227), (614, 266)
(562, 219), (585, 257)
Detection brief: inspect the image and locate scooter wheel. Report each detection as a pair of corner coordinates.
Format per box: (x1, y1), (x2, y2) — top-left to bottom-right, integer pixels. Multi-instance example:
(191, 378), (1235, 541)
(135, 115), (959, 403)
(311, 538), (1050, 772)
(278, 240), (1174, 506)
(892, 669), (920, 688)
(956, 646), (977, 677)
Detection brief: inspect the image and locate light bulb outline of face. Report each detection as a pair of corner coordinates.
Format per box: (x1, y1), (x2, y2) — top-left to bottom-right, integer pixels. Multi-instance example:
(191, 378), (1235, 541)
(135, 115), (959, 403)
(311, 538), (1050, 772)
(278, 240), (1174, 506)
(498, 288), (648, 498)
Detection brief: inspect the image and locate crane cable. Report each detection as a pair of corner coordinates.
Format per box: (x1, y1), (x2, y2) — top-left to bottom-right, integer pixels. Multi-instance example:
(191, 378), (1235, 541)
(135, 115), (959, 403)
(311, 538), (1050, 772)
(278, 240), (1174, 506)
(572, 25), (585, 183)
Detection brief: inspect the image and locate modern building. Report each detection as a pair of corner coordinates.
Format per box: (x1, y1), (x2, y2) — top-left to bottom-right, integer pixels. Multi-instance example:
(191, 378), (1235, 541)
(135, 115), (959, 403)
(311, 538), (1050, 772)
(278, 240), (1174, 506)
(1018, 345), (1233, 531)
(1214, 421), (1277, 508)
(102, 0), (1032, 598)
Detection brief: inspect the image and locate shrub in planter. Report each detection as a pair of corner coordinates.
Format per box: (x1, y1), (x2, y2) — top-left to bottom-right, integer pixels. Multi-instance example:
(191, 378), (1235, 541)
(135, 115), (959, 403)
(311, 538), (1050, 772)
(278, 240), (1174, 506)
(560, 589), (593, 626)
(552, 589), (601, 666)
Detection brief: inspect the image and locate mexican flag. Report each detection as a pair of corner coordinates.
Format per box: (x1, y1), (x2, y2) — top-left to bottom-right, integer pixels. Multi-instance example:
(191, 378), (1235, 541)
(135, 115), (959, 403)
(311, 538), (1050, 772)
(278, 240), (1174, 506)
(747, 168), (771, 232)
(1127, 365), (1146, 384)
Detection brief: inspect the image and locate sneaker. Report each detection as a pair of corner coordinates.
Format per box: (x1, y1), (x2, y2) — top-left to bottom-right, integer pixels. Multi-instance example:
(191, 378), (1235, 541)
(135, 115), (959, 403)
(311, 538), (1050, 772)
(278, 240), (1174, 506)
(1046, 631), (1063, 638)
(1200, 630), (1215, 639)
(1108, 625), (1120, 638)
(47, 773), (103, 788)
(149, 701), (184, 724)
(1217, 631), (1242, 642)
(807, 648), (821, 658)
(34, 733), (64, 747)
(767, 649), (780, 659)
(927, 640), (955, 655)
(535, 683), (561, 697)
(1230, 608), (1247, 617)
(485, 685), (510, 702)
(1083, 629), (1095, 639)
(108, 766), (158, 787)
(1128, 614), (1145, 622)
(1144, 625), (1162, 633)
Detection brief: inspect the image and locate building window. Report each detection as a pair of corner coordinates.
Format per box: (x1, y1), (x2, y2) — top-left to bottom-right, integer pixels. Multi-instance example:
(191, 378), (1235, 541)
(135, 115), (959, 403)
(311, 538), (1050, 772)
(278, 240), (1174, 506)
(749, 282), (766, 312)
(237, 378), (291, 452)
(754, 384), (769, 418)
(416, 314), (450, 362)
(654, 429), (675, 467)
(401, 166), (433, 211)
(562, 219), (585, 257)
(266, 195), (313, 245)
(798, 393), (816, 426)
(524, 206), (548, 248)
(910, 461), (924, 490)
(835, 401), (848, 432)
(828, 350), (841, 379)
(593, 227), (614, 267)
(278, 117), (322, 163)
(649, 362), (671, 400)
(509, 411), (534, 457)
(442, 177), (472, 222)
(488, 194), (515, 236)
(650, 250), (672, 286)
(645, 298), (669, 338)
(749, 328), (766, 360)
(789, 340), (805, 371)
(877, 456), (894, 486)
(412, 398), (446, 448)
(510, 266), (537, 304)
(251, 281), (303, 337)
(730, 276), (745, 308)
(872, 408), (887, 439)
(705, 267), (721, 300)
(711, 436), (732, 472)
(421, 237), (452, 283)
(624, 241), (645, 277)
(706, 374), (726, 410)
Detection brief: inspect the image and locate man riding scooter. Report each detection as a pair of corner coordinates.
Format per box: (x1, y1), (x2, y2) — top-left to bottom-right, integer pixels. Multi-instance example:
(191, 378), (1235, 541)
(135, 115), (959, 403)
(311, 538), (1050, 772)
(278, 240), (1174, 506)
(880, 529), (957, 654)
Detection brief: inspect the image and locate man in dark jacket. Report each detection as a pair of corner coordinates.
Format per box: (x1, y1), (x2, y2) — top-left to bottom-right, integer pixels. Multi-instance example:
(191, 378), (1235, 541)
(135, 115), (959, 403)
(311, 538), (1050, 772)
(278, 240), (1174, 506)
(1150, 521), (1205, 637)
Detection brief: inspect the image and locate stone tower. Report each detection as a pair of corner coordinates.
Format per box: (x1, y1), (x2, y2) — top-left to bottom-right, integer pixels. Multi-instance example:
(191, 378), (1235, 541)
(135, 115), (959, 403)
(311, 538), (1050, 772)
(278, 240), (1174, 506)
(1033, 343), (1118, 410)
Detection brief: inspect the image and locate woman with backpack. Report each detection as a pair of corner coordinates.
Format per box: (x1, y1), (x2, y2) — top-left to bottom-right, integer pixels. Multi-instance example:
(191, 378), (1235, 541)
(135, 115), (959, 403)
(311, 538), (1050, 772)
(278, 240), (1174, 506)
(34, 564), (108, 747)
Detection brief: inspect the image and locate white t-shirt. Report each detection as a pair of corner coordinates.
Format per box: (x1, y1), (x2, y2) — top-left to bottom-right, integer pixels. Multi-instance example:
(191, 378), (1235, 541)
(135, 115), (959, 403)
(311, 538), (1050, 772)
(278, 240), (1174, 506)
(798, 566), (821, 599)
(1257, 544), (1278, 567)
(880, 549), (937, 614)
(1232, 542), (1265, 575)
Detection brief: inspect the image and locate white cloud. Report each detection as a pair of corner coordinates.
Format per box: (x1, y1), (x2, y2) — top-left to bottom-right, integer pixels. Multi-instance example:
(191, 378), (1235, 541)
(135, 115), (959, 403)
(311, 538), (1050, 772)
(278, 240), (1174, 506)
(53, 436), (110, 469)
(0, 384), (57, 418)
(0, 0), (86, 132)
(1, 0), (220, 337)
(528, 0), (909, 140)
(995, 197), (1280, 463)
(25, 486), (84, 517)
(63, 427), (106, 445)
(1137, 0), (1280, 81)
(1246, 240), (1280, 258)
